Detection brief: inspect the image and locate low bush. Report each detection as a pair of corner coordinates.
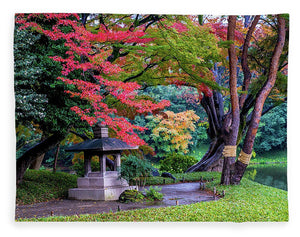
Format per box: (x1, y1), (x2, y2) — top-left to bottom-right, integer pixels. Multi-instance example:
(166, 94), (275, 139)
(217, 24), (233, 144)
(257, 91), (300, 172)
(119, 189), (145, 203)
(120, 155), (154, 186)
(160, 153), (197, 173)
(144, 186), (164, 201)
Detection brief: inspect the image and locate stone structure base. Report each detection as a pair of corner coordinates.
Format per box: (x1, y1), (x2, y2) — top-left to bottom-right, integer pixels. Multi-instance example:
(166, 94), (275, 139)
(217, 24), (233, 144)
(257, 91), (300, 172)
(68, 171), (130, 201)
(69, 186), (129, 201)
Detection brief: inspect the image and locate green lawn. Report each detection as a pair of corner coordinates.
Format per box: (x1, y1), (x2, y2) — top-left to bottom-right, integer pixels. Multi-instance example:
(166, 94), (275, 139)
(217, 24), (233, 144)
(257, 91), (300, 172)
(16, 170), (288, 222)
(190, 145), (287, 164)
(188, 144), (210, 161)
(250, 149), (287, 164)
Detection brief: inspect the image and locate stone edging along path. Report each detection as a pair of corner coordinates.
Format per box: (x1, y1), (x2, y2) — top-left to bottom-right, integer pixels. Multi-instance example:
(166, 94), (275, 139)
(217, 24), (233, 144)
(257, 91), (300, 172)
(15, 182), (219, 219)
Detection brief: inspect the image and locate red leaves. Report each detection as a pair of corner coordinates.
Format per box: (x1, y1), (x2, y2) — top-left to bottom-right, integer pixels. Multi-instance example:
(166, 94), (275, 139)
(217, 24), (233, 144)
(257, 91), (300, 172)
(206, 20), (244, 45)
(170, 22), (188, 33)
(88, 29), (154, 44)
(16, 13), (167, 146)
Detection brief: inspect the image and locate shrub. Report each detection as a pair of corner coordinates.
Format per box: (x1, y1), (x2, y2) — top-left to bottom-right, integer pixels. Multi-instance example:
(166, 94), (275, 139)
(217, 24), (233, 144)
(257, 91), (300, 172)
(144, 186), (164, 201)
(120, 155), (155, 186)
(71, 159), (100, 177)
(119, 189), (145, 203)
(160, 153), (197, 173)
(16, 170), (77, 205)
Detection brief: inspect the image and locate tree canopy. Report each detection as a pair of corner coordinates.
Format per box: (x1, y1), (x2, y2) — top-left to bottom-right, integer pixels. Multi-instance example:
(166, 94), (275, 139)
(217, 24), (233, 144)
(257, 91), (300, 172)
(15, 13), (288, 185)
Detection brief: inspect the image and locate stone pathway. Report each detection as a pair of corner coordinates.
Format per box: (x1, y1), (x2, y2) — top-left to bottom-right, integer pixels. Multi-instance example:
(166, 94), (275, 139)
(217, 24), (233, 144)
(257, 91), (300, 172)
(15, 182), (218, 219)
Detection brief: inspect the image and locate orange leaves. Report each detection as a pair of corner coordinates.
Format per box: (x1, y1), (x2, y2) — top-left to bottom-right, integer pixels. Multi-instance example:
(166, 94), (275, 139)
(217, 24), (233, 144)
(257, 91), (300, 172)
(151, 110), (200, 153)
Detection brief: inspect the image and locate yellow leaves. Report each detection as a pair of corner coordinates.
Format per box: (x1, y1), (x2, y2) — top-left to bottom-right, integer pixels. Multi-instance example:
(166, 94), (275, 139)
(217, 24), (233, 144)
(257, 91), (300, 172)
(151, 110), (199, 153)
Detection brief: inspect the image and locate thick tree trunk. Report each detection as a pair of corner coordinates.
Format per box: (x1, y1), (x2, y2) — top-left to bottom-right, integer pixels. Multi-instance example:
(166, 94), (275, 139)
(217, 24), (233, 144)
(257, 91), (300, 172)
(29, 154), (45, 170)
(186, 139), (224, 172)
(16, 131), (67, 185)
(186, 89), (225, 172)
(220, 15), (240, 185)
(29, 135), (46, 170)
(231, 15), (286, 184)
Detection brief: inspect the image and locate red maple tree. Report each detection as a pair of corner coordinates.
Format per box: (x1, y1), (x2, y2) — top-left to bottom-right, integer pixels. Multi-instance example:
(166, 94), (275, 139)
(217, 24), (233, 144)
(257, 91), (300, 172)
(16, 13), (170, 146)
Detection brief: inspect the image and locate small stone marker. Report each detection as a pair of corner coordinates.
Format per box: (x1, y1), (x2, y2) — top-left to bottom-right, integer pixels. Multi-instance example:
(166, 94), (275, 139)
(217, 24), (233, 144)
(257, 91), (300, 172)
(213, 187), (217, 200)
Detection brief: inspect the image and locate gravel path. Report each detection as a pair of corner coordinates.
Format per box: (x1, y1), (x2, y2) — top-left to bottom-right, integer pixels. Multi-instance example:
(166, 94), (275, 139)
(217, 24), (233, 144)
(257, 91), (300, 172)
(15, 182), (218, 219)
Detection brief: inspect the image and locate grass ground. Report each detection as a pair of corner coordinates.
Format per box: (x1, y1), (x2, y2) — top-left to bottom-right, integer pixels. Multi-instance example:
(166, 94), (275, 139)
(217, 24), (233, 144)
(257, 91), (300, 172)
(190, 145), (287, 164)
(16, 170), (288, 222)
(250, 149), (287, 164)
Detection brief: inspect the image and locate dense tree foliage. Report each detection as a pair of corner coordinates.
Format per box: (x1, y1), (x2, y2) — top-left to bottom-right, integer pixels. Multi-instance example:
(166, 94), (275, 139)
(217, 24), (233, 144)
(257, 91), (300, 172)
(15, 13), (288, 186)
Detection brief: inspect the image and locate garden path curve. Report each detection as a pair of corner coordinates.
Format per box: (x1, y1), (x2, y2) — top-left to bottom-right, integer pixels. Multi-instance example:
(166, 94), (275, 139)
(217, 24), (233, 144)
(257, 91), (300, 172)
(15, 182), (218, 219)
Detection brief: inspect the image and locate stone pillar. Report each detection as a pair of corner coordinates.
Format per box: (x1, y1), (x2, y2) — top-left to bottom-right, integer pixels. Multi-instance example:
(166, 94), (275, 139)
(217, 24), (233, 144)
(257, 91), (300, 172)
(115, 153), (121, 173)
(99, 154), (106, 176)
(84, 152), (92, 177)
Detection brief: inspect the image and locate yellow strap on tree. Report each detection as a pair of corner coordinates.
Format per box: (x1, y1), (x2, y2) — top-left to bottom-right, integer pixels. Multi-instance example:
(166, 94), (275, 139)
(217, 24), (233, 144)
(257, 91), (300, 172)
(222, 145), (237, 157)
(238, 150), (252, 165)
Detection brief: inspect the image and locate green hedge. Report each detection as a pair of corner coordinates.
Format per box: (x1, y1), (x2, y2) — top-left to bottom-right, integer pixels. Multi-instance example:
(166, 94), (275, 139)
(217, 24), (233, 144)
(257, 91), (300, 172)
(160, 153), (198, 173)
(16, 170), (77, 205)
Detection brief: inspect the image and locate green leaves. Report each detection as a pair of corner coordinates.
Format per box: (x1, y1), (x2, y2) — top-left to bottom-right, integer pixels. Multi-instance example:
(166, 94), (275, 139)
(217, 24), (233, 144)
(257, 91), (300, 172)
(218, 40), (235, 49)
(160, 153), (198, 173)
(120, 155), (155, 185)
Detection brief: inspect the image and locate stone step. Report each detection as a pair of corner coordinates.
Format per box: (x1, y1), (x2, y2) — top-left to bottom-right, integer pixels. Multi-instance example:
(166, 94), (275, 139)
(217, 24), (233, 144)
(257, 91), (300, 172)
(87, 171), (119, 177)
(68, 186), (129, 201)
(77, 176), (129, 189)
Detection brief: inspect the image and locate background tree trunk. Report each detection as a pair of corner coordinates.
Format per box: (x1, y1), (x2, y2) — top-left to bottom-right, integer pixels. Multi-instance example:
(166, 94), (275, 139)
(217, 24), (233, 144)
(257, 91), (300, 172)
(29, 135), (46, 170)
(29, 154), (45, 170)
(16, 131), (67, 185)
(53, 144), (60, 173)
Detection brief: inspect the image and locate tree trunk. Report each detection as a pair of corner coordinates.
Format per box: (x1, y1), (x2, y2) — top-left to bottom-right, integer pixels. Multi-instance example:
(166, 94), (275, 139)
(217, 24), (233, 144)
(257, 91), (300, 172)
(29, 135), (46, 170)
(186, 139), (224, 172)
(231, 15), (286, 184)
(53, 145), (60, 173)
(220, 15), (240, 185)
(186, 89), (225, 172)
(16, 131), (67, 185)
(239, 15), (260, 108)
(29, 154), (45, 170)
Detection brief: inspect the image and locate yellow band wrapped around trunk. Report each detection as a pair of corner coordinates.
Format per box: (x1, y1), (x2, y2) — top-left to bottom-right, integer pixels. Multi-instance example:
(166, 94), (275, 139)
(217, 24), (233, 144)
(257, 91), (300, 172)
(238, 150), (252, 165)
(222, 145), (237, 157)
